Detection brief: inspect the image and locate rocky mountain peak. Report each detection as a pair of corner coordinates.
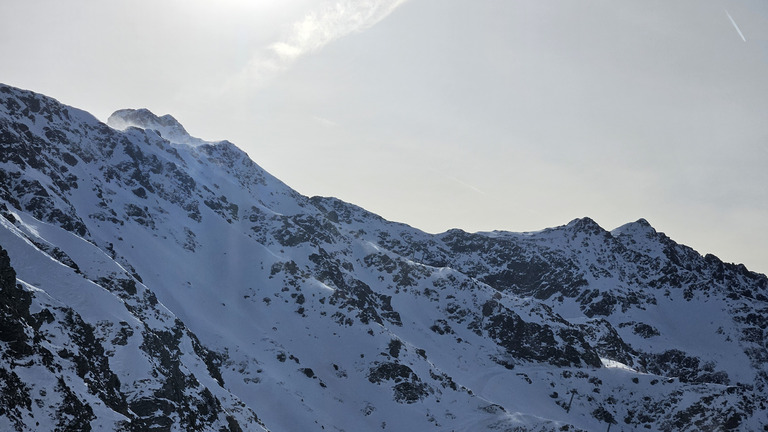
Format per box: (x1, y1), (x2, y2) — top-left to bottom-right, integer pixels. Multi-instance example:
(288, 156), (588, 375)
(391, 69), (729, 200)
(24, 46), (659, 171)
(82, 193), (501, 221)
(609, 218), (667, 257)
(563, 216), (606, 236)
(612, 218), (656, 236)
(107, 108), (202, 146)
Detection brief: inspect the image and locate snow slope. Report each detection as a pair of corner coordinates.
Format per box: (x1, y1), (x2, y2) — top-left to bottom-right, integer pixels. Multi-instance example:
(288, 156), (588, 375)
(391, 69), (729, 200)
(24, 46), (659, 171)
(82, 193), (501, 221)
(1, 83), (766, 431)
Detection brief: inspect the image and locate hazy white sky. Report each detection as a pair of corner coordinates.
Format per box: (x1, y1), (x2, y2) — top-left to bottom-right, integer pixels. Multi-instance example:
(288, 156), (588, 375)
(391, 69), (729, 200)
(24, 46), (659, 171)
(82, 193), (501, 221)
(1, 0), (767, 273)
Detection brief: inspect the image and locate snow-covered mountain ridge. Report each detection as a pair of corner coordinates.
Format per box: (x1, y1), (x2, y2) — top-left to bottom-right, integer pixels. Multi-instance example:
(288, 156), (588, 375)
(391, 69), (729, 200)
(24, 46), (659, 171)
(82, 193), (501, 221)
(1, 83), (766, 431)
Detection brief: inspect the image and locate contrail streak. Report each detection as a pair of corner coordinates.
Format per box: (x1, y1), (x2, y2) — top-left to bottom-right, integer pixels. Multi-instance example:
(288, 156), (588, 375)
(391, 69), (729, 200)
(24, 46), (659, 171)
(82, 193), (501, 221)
(725, 9), (747, 42)
(447, 175), (487, 195)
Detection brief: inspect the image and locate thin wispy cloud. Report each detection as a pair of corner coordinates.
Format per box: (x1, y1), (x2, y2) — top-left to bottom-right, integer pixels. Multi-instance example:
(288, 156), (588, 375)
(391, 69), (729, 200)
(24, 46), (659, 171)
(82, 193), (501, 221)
(231, 0), (409, 89)
(447, 175), (487, 196)
(312, 115), (339, 128)
(426, 167), (487, 196)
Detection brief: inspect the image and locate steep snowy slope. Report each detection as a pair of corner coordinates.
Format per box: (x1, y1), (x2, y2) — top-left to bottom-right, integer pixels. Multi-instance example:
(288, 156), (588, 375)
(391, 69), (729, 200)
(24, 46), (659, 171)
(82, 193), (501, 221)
(1, 83), (766, 431)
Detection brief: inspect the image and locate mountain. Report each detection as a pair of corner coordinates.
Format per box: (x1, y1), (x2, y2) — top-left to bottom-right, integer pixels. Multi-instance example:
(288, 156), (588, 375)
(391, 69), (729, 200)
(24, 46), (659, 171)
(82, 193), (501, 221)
(0, 83), (766, 431)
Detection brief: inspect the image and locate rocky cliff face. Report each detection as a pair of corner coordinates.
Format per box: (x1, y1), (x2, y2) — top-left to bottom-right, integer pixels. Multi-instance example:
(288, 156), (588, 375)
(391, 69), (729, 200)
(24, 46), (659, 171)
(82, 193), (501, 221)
(1, 83), (766, 431)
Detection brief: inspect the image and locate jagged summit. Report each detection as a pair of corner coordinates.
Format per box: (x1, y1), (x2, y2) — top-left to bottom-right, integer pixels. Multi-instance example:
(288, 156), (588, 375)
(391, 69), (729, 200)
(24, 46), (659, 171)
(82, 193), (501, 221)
(555, 216), (608, 237)
(107, 107), (206, 146)
(612, 218), (657, 237)
(565, 216), (602, 230)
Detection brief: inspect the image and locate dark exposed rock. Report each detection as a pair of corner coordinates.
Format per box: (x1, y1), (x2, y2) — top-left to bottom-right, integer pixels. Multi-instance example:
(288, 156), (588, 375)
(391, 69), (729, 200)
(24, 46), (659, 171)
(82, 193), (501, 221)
(388, 339), (403, 358)
(0, 368), (31, 432)
(393, 381), (430, 404)
(482, 299), (601, 368)
(368, 362), (431, 404)
(55, 376), (95, 431)
(632, 322), (660, 338)
(639, 350), (730, 385)
(578, 319), (637, 367)
(0, 246), (35, 358)
(59, 309), (128, 415)
(368, 362), (418, 384)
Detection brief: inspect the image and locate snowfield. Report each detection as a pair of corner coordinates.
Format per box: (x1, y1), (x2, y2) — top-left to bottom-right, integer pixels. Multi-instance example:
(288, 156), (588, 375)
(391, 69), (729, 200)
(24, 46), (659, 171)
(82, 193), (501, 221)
(0, 83), (766, 431)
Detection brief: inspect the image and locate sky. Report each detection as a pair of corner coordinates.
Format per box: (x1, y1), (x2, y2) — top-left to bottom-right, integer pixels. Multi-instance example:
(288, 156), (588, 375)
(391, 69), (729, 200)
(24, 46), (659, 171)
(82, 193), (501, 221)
(1, 0), (767, 273)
